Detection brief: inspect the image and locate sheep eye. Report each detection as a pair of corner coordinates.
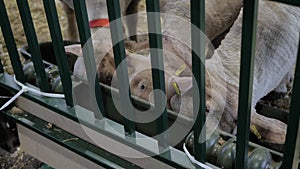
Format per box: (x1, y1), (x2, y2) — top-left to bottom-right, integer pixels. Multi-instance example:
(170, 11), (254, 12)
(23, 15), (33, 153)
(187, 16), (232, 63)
(140, 84), (146, 90)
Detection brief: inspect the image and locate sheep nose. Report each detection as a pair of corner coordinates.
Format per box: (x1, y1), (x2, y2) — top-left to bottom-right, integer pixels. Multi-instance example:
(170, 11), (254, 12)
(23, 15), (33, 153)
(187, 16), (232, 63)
(106, 73), (113, 84)
(206, 106), (210, 115)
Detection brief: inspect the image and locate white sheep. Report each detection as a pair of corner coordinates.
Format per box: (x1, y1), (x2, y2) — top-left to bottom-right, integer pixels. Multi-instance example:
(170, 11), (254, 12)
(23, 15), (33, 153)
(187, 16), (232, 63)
(66, 0), (245, 85)
(130, 0), (300, 144)
(173, 0), (300, 144)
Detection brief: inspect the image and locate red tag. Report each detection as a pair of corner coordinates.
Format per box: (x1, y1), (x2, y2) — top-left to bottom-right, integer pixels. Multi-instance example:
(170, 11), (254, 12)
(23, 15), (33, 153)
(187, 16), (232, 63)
(89, 18), (110, 28)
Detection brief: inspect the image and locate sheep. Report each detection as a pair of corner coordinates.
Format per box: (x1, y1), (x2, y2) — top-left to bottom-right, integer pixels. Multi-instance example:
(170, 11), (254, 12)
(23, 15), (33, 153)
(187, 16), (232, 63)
(208, 0), (300, 144)
(160, 0), (294, 95)
(61, 0), (143, 84)
(129, 0), (300, 144)
(160, 0), (243, 42)
(63, 0), (242, 84)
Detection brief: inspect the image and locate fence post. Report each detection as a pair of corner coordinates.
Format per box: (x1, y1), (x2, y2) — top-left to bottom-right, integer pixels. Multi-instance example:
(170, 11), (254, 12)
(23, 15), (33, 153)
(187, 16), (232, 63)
(235, 0), (259, 168)
(43, 0), (73, 106)
(191, 0), (206, 166)
(73, 0), (105, 118)
(281, 36), (300, 169)
(146, 0), (168, 147)
(0, 0), (26, 83)
(16, 0), (51, 92)
(106, 0), (136, 136)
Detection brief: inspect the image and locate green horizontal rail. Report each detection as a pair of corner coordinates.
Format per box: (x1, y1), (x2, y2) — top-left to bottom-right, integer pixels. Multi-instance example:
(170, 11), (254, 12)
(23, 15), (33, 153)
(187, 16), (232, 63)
(235, 0), (259, 168)
(16, 0), (51, 92)
(3, 111), (141, 169)
(191, 0), (206, 165)
(73, 0), (105, 117)
(42, 0), (73, 107)
(281, 36), (300, 169)
(106, 0), (136, 136)
(0, 73), (194, 169)
(0, 0), (26, 83)
(145, 0), (168, 147)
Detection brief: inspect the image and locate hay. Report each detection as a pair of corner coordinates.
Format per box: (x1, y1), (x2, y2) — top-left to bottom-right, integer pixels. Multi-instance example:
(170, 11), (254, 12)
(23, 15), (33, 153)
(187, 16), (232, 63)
(0, 0), (68, 74)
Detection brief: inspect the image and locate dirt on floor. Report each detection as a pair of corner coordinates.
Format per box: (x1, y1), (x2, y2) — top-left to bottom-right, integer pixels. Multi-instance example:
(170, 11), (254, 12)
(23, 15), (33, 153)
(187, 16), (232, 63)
(0, 148), (42, 169)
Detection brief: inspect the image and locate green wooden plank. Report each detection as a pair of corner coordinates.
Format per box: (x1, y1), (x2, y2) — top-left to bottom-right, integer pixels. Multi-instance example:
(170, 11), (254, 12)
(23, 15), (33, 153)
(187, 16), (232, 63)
(42, 0), (73, 107)
(191, 0), (206, 165)
(106, 0), (136, 136)
(16, 0), (51, 92)
(145, 0), (168, 147)
(235, 0), (259, 168)
(281, 37), (300, 169)
(0, 0), (26, 82)
(73, 0), (105, 118)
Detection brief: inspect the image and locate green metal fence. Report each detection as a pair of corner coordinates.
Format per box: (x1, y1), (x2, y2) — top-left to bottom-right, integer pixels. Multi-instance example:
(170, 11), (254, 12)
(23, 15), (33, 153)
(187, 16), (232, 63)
(0, 0), (299, 168)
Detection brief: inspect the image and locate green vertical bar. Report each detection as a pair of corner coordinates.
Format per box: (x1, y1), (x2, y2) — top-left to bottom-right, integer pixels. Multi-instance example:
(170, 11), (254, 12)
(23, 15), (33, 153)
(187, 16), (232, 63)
(106, 0), (136, 135)
(271, 0), (300, 6)
(191, 0), (206, 165)
(0, 0), (26, 83)
(73, 0), (105, 118)
(145, 0), (168, 147)
(235, 0), (259, 168)
(0, 58), (4, 74)
(16, 0), (51, 92)
(281, 36), (300, 169)
(42, 0), (73, 107)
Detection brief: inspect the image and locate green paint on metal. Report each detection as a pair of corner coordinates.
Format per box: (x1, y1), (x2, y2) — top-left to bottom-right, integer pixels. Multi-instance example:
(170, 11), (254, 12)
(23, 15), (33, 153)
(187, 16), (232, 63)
(40, 164), (54, 169)
(106, 0), (136, 136)
(145, 0), (168, 147)
(0, 0), (26, 82)
(235, 0), (259, 168)
(0, 60), (4, 74)
(281, 37), (300, 169)
(42, 0), (73, 107)
(16, 0), (51, 92)
(0, 73), (194, 168)
(3, 111), (141, 169)
(73, 0), (105, 118)
(270, 0), (300, 6)
(191, 0), (206, 165)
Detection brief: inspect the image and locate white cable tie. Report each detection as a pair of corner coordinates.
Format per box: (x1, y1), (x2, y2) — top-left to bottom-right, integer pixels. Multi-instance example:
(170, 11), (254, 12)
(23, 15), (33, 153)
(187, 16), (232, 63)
(183, 143), (213, 169)
(0, 76), (66, 111)
(13, 76), (65, 98)
(0, 87), (25, 111)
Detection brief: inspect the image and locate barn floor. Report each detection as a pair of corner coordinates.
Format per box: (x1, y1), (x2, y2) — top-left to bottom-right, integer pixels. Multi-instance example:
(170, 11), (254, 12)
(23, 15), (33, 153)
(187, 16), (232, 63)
(0, 0), (292, 168)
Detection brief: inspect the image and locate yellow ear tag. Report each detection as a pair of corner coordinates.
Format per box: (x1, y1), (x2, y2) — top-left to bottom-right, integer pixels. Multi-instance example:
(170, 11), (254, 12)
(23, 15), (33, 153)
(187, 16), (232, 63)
(172, 82), (181, 95)
(250, 125), (262, 140)
(175, 64), (187, 76)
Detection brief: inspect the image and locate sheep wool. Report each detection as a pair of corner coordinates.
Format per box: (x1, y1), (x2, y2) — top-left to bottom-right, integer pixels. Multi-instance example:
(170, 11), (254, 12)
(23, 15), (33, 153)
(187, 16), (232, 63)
(204, 0), (300, 144)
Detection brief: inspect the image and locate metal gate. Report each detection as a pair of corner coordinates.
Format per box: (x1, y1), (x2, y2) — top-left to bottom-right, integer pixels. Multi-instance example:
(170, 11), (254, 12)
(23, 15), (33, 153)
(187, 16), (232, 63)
(0, 0), (300, 168)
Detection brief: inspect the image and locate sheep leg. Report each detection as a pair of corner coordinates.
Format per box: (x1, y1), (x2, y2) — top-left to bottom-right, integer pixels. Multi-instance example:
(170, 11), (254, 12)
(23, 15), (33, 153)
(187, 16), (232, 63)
(273, 68), (294, 94)
(250, 109), (286, 144)
(125, 0), (140, 42)
(60, 1), (79, 41)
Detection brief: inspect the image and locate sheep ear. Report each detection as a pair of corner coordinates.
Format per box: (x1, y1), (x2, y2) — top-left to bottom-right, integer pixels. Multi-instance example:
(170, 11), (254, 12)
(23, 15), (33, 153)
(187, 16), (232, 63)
(167, 76), (193, 98)
(65, 44), (82, 56)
